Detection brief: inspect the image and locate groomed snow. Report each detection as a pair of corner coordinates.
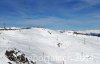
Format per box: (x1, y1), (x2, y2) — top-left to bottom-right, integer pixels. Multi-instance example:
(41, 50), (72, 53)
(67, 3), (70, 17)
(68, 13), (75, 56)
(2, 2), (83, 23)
(0, 28), (100, 64)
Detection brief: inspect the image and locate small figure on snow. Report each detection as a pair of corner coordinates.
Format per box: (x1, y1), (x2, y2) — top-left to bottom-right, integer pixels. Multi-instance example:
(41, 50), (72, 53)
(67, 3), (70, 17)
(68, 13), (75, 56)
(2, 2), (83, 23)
(57, 43), (62, 47)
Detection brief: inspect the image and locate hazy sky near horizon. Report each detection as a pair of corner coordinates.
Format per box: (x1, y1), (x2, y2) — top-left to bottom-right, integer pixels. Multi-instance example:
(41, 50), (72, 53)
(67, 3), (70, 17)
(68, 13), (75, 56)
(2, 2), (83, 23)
(0, 0), (100, 30)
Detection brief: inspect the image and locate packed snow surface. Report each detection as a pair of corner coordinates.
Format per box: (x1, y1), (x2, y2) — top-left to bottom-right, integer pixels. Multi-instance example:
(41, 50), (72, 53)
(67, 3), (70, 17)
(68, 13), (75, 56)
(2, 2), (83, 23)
(0, 28), (100, 64)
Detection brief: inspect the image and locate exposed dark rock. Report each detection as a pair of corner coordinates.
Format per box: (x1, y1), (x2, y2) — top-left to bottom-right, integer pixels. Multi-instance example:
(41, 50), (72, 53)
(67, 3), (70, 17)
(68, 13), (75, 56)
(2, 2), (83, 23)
(5, 48), (36, 64)
(8, 62), (12, 64)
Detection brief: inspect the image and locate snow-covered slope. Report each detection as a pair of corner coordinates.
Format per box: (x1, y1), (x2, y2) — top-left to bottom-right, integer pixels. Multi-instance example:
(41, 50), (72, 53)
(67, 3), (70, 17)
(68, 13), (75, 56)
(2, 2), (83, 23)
(0, 28), (100, 64)
(78, 30), (100, 33)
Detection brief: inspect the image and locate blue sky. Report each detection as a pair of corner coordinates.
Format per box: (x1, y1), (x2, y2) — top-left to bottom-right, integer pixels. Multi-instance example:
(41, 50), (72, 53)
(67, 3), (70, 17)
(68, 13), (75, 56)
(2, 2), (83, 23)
(0, 0), (100, 30)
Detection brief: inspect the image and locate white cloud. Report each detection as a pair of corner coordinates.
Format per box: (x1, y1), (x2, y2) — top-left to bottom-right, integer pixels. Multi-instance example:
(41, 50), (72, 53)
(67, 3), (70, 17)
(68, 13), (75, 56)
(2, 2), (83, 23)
(72, 0), (100, 11)
(16, 17), (67, 25)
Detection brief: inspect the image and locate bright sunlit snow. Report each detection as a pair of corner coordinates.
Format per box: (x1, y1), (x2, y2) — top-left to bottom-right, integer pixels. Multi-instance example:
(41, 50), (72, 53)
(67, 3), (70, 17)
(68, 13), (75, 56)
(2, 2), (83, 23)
(0, 28), (100, 64)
